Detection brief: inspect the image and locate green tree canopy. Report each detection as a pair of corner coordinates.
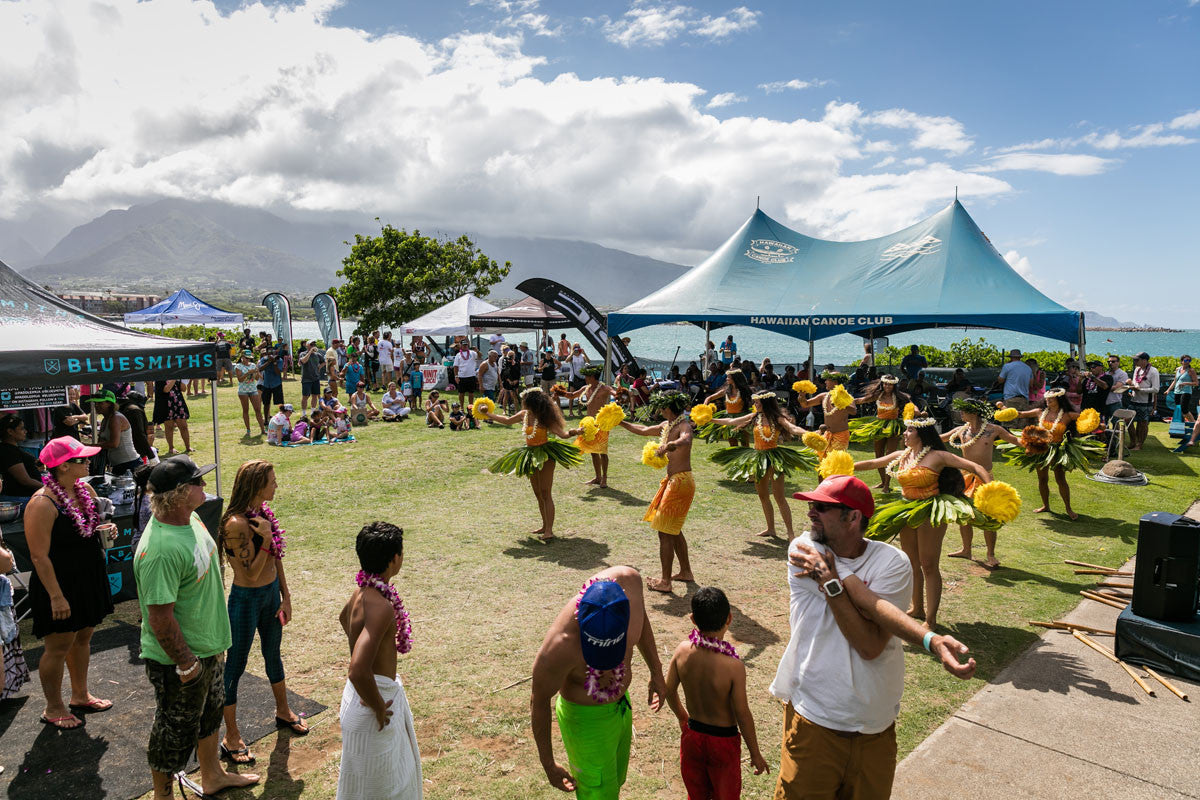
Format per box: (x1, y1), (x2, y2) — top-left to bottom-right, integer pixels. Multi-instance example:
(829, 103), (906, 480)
(332, 221), (511, 334)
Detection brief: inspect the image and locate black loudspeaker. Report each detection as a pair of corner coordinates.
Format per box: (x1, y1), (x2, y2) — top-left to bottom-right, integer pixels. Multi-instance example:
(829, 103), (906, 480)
(1132, 512), (1200, 621)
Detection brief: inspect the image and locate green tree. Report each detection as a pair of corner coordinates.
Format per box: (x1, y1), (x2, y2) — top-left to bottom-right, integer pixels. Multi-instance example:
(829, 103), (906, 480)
(331, 221), (511, 335)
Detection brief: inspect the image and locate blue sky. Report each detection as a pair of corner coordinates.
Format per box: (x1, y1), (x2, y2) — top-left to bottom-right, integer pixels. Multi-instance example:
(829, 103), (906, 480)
(1, 0), (1198, 323)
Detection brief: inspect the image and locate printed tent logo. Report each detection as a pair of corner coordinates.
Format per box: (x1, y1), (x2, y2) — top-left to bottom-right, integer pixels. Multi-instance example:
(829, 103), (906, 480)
(43, 359), (61, 375)
(745, 239), (799, 264)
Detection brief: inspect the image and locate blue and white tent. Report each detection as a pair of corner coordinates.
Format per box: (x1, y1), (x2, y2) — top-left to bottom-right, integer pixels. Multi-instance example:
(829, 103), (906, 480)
(608, 200), (1084, 348)
(124, 288), (244, 326)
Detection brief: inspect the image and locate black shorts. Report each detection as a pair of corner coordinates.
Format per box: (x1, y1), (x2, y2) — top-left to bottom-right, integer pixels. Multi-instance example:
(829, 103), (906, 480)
(302, 379), (321, 397)
(457, 376), (478, 393)
(146, 656), (225, 774)
(260, 384), (284, 406)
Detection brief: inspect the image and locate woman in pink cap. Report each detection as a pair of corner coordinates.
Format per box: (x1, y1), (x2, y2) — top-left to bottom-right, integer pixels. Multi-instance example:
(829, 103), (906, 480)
(25, 436), (117, 729)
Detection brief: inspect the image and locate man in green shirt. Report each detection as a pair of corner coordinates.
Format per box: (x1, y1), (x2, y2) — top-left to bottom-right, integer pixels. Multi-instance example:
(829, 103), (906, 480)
(134, 456), (259, 798)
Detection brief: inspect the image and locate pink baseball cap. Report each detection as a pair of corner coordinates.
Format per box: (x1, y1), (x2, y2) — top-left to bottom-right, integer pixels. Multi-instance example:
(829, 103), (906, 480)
(40, 436), (101, 469)
(793, 475), (875, 518)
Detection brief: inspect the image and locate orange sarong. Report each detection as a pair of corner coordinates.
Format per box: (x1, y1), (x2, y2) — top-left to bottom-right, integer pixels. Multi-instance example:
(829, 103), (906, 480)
(961, 469), (982, 499)
(644, 471), (695, 536)
(821, 429), (850, 458)
(575, 429), (610, 455)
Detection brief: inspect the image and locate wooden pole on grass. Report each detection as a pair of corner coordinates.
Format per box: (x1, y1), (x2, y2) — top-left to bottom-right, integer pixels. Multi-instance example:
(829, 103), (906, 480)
(1072, 632), (1155, 697)
(1080, 590), (1127, 609)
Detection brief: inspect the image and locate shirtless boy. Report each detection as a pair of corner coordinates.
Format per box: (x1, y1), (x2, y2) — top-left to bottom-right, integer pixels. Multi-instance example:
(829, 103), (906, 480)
(665, 586), (769, 800)
(942, 398), (1019, 569)
(618, 391), (696, 593)
(337, 522), (422, 800)
(801, 371), (856, 456)
(565, 364), (616, 488)
(530, 566), (669, 799)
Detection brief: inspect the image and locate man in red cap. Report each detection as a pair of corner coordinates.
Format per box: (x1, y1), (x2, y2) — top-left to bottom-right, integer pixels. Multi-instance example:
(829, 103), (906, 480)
(769, 475), (977, 800)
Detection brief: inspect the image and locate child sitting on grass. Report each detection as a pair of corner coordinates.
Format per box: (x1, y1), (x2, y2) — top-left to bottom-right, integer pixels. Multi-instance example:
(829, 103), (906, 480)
(448, 403), (468, 431)
(665, 586), (769, 799)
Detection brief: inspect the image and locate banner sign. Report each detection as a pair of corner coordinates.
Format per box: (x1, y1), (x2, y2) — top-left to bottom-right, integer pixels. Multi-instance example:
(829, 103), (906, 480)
(1, 385), (68, 411)
(312, 293), (343, 346)
(262, 293), (294, 347)
(516, 278), (638, 371)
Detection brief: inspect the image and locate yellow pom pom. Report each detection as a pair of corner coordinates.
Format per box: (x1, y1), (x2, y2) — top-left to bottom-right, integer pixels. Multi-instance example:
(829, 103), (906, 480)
(994, 407), (1019, 423)
(830, 385), (853, 410)
(690, 403), (716, 426)
(818, 450), (855, 479)
(802, 431), (827, 452)
(794, 380), (818, 395)
(1075, 408), (1100, 435)
(974, 481), (1021, 523)
(580, 416), (600, 440)
(471, 397), (496, 421)
(641, 441), (668, 469)
(902, 402), (917, 421)
(596, 402), (626, 431)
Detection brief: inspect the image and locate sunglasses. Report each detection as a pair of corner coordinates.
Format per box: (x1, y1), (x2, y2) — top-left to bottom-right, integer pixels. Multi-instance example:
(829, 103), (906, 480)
(66, 456), (91, 465)
(809, 501), (847, 513)
(187, 477), (206, 487)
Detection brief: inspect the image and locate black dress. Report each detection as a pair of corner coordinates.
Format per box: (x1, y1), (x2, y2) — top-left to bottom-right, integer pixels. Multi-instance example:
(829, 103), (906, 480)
(28, 497), (114, 637)
(152, 381), (190, 424)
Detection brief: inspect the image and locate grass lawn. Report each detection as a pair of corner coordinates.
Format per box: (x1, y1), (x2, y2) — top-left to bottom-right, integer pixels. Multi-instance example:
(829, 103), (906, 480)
(104, 383), (1197, 799)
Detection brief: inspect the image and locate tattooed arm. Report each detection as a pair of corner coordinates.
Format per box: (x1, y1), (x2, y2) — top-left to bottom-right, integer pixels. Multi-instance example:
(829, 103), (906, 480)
(146, 603), (199, 680)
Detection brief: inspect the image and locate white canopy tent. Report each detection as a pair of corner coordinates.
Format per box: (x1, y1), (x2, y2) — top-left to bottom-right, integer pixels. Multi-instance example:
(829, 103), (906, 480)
(397, 294), (500, 337)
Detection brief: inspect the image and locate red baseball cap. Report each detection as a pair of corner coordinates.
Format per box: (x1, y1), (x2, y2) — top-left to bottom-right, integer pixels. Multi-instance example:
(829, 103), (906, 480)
(40, 436), (101, 469)
(793, 475), (875, 518)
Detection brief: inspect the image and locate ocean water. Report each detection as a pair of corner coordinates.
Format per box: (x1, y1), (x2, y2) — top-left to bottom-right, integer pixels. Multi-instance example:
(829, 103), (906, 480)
(205, 321), (1200, 368)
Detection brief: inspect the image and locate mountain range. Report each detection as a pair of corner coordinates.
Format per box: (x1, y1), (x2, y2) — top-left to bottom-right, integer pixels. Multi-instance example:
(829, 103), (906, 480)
(12, 198), (689, 306)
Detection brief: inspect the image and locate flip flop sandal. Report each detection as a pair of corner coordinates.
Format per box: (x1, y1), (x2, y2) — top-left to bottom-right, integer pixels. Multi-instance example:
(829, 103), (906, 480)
(275, 716), (310, 735)
(40, 714), (84, 730)
(219, 743), (256, 764)
(68, 698), (113, 714)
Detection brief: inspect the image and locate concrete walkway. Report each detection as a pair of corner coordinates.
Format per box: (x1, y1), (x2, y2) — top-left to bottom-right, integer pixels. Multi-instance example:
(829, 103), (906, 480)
(893, 555), (1199, 799)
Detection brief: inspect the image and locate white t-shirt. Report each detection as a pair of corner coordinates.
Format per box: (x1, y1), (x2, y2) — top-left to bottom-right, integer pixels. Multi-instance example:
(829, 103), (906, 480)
(378, 338), (394, 368)
(568, 354), (587, 380)
(381, 391), (407, 413)
(454, 350), (479, 378)
(769, 532), (913, 734)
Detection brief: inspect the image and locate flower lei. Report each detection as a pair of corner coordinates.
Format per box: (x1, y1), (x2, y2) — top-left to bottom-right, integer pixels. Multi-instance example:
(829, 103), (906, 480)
(247, 502), (286, 559)
(948, 422), (988, 450)
(524, 419), (542, 442)
(689, 629), (740, 659)
(355, 570), (412, 654)
(1038, 407), (1064, 430)
(886, 445), (932, 478)
(41, 475), (98, 538)
(754, 415), (778, 445)
(574, 578), (627, 703)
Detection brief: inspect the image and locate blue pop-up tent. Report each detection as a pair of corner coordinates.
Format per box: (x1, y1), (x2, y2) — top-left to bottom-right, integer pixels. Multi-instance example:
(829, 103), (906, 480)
(124, 288), (244, 326)
(607, 200), (1084, 354)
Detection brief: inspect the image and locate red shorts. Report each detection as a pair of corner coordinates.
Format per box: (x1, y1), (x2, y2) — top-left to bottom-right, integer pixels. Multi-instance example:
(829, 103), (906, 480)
(681, 722), (742, 800)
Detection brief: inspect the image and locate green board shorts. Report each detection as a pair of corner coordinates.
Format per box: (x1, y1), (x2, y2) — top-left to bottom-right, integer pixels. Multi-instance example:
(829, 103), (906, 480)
(555, 693), (633, 799)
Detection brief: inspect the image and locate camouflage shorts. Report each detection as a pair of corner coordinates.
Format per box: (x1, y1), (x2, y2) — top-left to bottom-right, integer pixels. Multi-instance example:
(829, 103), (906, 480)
(146, 655), (225, 774)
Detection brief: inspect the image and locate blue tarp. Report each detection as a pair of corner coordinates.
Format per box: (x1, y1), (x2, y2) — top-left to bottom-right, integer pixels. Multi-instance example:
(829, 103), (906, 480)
(123, 288), (244, 326)
(607, 201), (1083, 345)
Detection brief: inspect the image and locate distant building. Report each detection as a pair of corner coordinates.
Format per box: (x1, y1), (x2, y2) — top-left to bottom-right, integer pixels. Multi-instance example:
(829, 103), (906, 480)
(58, 291), (160, 314)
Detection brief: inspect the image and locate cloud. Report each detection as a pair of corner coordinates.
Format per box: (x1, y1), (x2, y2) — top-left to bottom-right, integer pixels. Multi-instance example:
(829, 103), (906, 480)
(862, 109), (973, 155)
(1003, 249), (1033, 280)
(1003, 249), (1086, 307)
(599, 2), (759, 47)
(758, 78), (827, 93)
(994, 108), (1200, 155)
(1169, 109), (1200, 129)
(0, 0), (1014, 265)
(979, 153), (1118, 176)
(706, 92), (746, 109)
(470, 0), (562, 36)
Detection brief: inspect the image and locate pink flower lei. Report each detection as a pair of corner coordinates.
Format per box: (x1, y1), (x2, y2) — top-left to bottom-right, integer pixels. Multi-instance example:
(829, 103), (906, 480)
(41, 475), (98, 538)
(574, 577), (627, 703)
(247, 502), (286, 559)
(689, 629), (740, 660)
(356, 571), (413, 654)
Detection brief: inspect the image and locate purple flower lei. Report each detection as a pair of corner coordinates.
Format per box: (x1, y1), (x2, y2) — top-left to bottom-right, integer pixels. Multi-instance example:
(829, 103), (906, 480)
(356, 570), (413, 654)
(247, 502), (286, 559)
(574, 577), (627, 703)
(41, 475), (98, 538)
(689, 629), (740, 660)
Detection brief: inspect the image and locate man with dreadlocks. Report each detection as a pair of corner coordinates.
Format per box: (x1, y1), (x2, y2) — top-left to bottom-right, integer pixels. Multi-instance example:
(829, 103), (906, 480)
(801, 371), (856, 458)
(564, 364), (616, 488)
(619, 391), (696, 594)
(941, 398), (1020, 569)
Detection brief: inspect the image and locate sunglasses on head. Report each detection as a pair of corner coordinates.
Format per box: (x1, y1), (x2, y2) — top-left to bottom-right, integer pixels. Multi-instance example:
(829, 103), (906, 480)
(809, 501), (847, 513)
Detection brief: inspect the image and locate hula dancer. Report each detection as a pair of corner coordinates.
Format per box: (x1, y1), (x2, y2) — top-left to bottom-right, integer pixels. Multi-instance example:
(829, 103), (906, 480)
(710, 392), (818, 539)
(619, 391), (696, 593)
(853, 417), (990, 628)
(697, 369), (751, 446)
(563, 365), (615, 488)
(485, 387), (583, 541)
(942, 399), (1020, 569)
(801, 372), (856, 457)
(848, 374), (909, 491)
(996, 388), (1102, 520)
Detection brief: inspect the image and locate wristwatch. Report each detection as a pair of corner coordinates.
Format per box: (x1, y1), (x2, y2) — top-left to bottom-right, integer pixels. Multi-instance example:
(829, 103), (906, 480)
(822, 577), (844, 598)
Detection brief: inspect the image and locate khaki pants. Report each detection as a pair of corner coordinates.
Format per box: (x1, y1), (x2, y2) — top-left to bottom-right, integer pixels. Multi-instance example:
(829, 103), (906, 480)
(1003, 395), (1030, 411)
(773, 704), (896, 800)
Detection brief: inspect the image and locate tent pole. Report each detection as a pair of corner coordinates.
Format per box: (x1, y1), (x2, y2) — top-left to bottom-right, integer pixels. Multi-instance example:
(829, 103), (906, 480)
(808, 340), (815, 377)
(211, 383), (221, 500)
(1077, 315), (1087, 369)
(703, 322), (711, 375)
(603, 336), (612, 384)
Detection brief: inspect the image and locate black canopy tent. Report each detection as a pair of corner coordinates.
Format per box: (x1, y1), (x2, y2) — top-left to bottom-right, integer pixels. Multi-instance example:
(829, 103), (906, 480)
(0, 259), (225, 494)
(468, 295), (572, 331)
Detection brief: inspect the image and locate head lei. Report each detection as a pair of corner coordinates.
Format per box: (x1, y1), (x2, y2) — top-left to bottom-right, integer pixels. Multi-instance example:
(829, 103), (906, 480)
(580, 364), (604, 378)
(952, 397), (993, 419)
(648, 390), (689, 414)
(751, 391), (778, 401)
(905, 415), (938, 429)
(1044, 388), (1067, 399)
(519, 386), (544, 398)
(880, 374), (900, 385)
(724, 368), (743, 376)
(820, 371), (848, 383)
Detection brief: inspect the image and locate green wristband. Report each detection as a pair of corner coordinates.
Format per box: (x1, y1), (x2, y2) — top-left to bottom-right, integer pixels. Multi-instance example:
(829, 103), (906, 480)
(922, 631), (935, 652)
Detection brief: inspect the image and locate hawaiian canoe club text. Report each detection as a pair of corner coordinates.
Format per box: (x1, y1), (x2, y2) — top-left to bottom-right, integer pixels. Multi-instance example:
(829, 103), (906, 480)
(749, 316), (894, 327)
